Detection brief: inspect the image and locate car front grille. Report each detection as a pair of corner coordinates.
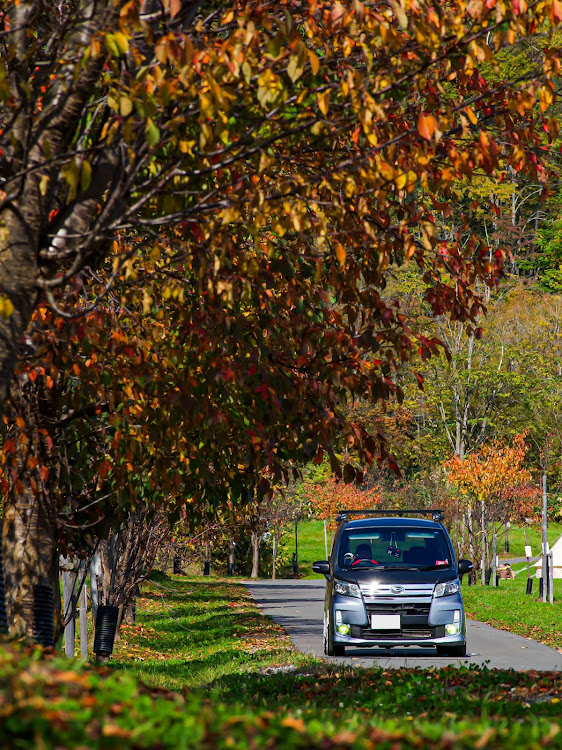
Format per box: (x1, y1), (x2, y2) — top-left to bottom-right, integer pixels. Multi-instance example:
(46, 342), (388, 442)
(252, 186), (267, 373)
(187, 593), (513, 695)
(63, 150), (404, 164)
(366, 602), (430, 616)
(351, 625), (446, 640)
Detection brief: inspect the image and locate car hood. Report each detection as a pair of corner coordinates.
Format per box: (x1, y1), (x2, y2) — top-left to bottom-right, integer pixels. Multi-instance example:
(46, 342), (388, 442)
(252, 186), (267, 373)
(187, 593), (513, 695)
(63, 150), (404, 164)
(335, 567), (457, 585)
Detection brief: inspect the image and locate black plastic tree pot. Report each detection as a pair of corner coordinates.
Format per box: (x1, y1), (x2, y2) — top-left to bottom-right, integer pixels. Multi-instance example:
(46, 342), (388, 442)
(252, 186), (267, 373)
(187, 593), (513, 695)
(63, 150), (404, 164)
(94, 605), (119, 657)
(0, 547), (8, 634)
(33, 584), (54, 647)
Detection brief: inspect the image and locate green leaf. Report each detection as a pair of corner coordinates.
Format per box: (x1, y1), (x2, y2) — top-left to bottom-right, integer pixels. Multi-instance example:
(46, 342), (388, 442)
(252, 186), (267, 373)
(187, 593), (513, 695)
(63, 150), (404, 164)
(145, 119), (160, 147)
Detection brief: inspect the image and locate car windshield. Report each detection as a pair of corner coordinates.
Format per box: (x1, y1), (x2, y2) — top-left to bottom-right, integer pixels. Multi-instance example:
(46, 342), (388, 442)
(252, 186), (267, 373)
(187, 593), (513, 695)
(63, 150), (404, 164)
(337, 527), (451, 570)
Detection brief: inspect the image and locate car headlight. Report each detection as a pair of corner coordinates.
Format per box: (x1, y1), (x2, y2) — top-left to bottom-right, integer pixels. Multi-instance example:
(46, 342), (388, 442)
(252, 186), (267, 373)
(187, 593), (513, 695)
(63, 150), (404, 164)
(434, 580), (460, 598)
(334, 579), (361, 598)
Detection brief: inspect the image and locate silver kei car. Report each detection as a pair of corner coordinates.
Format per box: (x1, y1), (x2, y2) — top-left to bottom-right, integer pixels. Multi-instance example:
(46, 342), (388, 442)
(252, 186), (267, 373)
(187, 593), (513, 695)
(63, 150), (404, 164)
(313, 509), (473, 657)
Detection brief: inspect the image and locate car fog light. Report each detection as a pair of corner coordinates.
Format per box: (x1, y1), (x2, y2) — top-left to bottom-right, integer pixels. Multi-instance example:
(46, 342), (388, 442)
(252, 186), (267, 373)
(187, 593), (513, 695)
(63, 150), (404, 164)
(335, 610), (343, 624)
(337, 624), (350, 635)
(445, 623), (460, 635)
(453, 610), (461, 622)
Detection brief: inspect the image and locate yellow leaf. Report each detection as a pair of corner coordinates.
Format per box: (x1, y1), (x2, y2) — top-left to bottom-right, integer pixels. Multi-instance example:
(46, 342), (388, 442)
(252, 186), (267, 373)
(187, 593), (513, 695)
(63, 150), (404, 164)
(142, 291), (152, 315)
(465, 107), (478, 125)
(389, 0), (408, 29)
(39, 175), (49, 196)
(221, 207), (239, 225)
(539, 85), (554, 113)
(308, 50), (320, 75)
(395, 172), (407, 190)
(317, 90), (330, 116)
(114, 31), (129, 54)
(287, 55), (304, 83)
(120, 95), (133, 117)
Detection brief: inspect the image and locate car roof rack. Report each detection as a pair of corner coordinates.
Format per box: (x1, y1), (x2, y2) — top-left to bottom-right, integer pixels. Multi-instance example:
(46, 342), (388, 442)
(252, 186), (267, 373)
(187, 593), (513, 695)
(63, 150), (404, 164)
(335, 509), (445, 523)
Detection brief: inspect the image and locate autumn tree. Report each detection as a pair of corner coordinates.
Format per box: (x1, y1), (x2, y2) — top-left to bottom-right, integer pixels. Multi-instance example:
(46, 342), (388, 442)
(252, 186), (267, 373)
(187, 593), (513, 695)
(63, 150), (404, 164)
(1, 0), (562, 412)
(444, 433), (538, 580)
(301, 476), (382, 530)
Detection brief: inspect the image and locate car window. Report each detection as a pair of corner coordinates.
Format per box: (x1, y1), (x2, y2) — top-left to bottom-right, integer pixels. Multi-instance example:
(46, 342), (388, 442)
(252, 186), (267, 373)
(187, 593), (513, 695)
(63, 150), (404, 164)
(338, 527), (450, 569)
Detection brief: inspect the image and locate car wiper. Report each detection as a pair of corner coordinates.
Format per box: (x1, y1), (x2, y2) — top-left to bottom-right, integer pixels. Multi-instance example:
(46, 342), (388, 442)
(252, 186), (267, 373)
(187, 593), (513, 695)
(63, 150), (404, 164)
(420, 564), (452, 570)
(383, 565), (420, 570)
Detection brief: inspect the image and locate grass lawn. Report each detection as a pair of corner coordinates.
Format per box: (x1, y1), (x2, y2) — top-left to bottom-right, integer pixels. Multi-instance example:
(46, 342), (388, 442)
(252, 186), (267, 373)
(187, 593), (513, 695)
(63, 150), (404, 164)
(462, 573), (562, 650)
(291, 519), (332, 578)
(108, 574), (312, 690)
(498, 522), (562, 560)
(2, 573), (561, 749)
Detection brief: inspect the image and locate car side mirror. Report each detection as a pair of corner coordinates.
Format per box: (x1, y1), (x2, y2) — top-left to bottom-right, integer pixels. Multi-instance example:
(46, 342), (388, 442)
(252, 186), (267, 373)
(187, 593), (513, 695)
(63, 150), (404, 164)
(458, 559), (474, 575)
(312, 560), (330, 576)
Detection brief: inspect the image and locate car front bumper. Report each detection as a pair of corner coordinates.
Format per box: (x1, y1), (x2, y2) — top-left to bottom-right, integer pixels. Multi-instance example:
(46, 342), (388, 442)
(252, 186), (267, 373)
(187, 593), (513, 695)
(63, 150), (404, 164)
(332, 590), (466, 647)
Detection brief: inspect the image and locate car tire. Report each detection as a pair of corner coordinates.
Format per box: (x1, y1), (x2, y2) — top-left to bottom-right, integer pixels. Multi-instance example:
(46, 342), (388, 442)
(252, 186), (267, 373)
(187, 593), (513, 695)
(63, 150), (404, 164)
(436, 643), (467, 657)
(323, 615), (345, 656)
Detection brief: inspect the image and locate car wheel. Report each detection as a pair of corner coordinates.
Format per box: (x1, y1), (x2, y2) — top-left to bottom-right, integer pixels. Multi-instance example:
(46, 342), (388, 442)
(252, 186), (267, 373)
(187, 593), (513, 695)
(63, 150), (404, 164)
(323, 614), (345, 656)
(436, 643), (467, 658)
(323, 614), (333, 656)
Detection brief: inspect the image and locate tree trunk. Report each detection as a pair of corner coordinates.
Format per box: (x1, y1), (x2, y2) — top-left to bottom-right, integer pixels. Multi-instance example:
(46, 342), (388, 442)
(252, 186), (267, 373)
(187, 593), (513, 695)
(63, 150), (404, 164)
(466, 506), (474, 561)
(0, 216), (40, 418)
(204, 538), (211, 576)
(250, 532), (260, 579)
(272, 532), (278, 580)
(2, 487), (59, 641)
(480, 500), (487, 585)
(228, 535), (235, 576)
(122, 585), (139, 625)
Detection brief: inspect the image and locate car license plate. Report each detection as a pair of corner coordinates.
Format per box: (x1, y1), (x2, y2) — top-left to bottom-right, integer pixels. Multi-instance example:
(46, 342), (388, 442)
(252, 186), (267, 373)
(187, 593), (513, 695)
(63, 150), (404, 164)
(371, 614), (400, 630)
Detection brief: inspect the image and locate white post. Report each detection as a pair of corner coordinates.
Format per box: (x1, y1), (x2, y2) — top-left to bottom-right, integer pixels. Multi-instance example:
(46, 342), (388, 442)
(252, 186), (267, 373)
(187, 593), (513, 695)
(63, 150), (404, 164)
(548, 552), (554, 605)
(542, 471), (548, 603)
(61, 555), (76, 658)
(481, 501), (487, 585)
(90, 554), (99, 626)
(324, 520), (328, 559)
(492, 534), (497, 587)
(78, 560), (88, 658)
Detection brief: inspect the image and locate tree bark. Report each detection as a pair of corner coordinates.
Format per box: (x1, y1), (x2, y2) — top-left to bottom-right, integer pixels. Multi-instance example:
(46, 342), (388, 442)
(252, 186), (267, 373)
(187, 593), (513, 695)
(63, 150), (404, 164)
(250, 532), (260, 579)
(271, 532), (277, 580)
(228, 535), (235, 576)
(2, 485), (59, 640)
(480, 500), (487, 585)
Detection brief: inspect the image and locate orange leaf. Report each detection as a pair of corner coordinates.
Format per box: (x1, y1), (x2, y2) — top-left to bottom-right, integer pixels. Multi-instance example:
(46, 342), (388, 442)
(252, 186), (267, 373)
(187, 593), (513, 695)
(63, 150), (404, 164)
(170, 0), (181, 18)
(417, 114), (435, 141)
(335, 243), (346, 268)
(551, 0), (562, 22)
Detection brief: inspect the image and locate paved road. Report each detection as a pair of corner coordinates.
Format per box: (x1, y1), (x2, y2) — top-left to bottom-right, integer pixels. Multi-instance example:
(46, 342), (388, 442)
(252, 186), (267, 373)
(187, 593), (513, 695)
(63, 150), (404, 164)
(245, 579), (562, 671)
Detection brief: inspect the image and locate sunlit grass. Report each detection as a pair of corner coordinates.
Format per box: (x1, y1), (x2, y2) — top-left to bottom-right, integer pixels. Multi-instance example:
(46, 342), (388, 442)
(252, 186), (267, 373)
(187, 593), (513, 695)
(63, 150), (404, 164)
(109, 574), (312, 690)
(462, 573), (562, 649)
